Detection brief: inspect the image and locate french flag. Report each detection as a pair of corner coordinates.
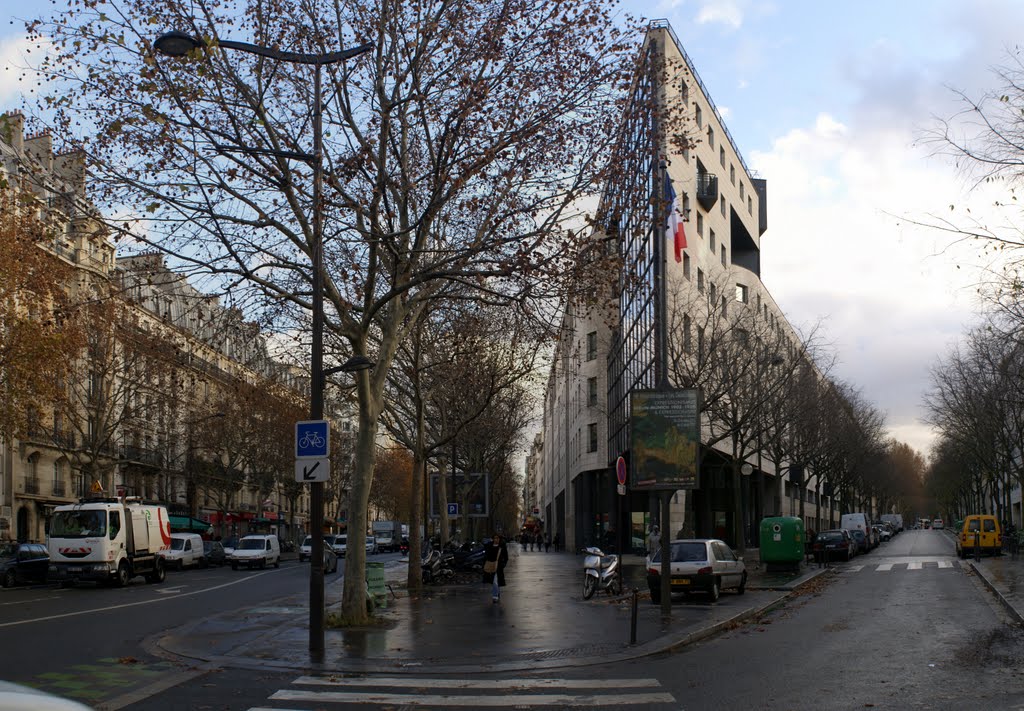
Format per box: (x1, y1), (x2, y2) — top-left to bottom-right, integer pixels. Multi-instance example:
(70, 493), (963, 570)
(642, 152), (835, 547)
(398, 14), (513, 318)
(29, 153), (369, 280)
(665, 174), (686, 263)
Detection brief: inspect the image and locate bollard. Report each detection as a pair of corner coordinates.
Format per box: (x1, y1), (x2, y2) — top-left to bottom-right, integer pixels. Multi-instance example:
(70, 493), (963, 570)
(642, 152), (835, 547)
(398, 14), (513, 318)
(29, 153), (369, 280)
(630, 588), (639, 645)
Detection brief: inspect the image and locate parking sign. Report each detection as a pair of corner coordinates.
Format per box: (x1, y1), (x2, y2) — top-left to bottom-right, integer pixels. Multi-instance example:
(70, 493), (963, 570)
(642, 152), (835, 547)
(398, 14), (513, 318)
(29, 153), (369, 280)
(296, 420), (330, 459)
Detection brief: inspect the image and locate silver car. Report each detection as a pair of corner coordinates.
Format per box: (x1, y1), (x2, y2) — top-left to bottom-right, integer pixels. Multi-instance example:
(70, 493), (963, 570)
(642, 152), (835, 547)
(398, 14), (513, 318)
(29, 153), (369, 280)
(645, 539), (747, 603)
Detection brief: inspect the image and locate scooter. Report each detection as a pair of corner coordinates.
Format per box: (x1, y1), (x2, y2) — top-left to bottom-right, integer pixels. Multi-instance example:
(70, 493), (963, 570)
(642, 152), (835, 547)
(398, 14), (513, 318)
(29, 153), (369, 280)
(582, 546), (620, 599)
(421, 548), (454, 584)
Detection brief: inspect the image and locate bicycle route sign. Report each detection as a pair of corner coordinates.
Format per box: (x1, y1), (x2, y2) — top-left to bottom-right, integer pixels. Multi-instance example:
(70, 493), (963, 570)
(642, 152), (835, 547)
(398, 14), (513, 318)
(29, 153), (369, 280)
(295, 420), (330, 459)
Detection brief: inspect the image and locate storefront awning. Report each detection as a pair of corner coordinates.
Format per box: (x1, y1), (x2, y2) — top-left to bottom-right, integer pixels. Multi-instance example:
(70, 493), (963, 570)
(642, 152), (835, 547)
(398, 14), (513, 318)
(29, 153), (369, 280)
(168, 515), (212, 533)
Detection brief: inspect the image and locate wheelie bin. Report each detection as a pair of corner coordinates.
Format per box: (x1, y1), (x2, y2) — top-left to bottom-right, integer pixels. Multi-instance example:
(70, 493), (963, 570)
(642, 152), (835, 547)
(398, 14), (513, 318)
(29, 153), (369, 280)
(759, 516), (805, 572)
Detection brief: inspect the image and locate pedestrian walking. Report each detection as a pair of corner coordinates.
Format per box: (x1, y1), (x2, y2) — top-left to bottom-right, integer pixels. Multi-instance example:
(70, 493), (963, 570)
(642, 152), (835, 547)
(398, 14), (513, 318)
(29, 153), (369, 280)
(483, 533), (509, 603)
(544, 533), (551, 552)
(552, 531), (560, 552)
(648, 525), (661, 556)
(520, 531), (528, 552)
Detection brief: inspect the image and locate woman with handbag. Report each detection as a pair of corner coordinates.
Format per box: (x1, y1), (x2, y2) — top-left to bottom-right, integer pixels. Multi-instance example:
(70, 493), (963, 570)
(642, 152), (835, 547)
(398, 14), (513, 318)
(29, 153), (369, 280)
(483, 534), (509, 603)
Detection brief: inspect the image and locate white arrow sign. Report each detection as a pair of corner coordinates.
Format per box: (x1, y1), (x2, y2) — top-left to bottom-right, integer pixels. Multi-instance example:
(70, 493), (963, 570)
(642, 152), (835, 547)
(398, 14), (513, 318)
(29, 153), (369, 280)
(295, 457), (330, 483)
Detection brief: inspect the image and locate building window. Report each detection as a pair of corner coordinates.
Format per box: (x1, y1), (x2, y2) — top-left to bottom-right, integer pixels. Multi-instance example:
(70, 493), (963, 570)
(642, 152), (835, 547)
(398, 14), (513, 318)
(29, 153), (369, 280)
(698, 326), (705, 355)
(730, 164), (735, 185)
(709, 229), (716, 253)
(710, 282), (717, 306)
(695, 104), (702, 128)
(748, 196), (753, 214)
(736, 284), (749, 303)
(697, 269), (705, 293)
(681, 80), (689, 104)
(683, 193), (691, 219)
(586, 331), (597, 361)
(721, 295), (728, 317)
(683, 252), (691, 279)
(720, 198), (726, 218)
(720, 146), (725, 167)
(707, 125), (714, 149)
(721, 245), (727, 266)
(587, 377), (598, 407)
(740, 182), (745, 200)
(683, 313), (692, 353)
(696, 213), (703, 237)
(587, 423), (598, 453)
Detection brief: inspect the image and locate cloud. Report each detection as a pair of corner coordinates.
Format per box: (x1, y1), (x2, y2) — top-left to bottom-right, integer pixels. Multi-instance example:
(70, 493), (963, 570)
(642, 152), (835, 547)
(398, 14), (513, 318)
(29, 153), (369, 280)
(696, 1), (743, 29)
(0, 32), (46, 107)
(753, 108), (993, 456)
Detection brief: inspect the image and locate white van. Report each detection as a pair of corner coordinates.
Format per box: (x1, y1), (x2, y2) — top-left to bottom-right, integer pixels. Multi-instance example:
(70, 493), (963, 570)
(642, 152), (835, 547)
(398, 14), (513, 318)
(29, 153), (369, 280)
(841, 513), (874, 548)
(162, 533), (205, 570)
(228, 535), (281, 570)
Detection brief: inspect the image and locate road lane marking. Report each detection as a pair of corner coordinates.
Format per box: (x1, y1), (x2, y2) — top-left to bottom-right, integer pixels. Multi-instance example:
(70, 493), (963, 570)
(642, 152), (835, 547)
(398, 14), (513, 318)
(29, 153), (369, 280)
(292, 677), (663, 689)
(0, 570), (279, 629)
(269, 689), (676, 706)
(937, 560), (953, 568)
(0, 594), (64, 606)
(876, 563), (893, 571)
(908, 562), (922, 570)
(844, 565), (864, 573)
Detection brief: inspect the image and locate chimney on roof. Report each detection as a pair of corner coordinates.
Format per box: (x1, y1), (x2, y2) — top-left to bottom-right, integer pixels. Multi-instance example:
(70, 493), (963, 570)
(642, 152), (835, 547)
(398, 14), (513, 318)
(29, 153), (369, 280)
(1, 111), (25, 153)
(24, 130), (53, 173)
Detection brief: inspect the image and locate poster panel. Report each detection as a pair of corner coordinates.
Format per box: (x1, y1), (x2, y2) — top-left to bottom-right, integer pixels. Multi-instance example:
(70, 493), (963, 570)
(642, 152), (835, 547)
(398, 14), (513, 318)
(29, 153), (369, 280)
(630, 388), (701, 490)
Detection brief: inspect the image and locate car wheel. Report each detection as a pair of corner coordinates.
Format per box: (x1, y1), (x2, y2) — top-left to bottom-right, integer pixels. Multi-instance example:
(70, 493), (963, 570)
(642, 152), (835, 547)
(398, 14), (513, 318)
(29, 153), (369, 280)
(146, 558), (166, 584)
(259, 558), (267, 570)
(737, 572), (747, 595)
(115, 562), (130, 588)
(582, 575), (597, 600)
(3, 569), (16, 588)
(708, 579), (720, 602)
(844, 551), (851, 562)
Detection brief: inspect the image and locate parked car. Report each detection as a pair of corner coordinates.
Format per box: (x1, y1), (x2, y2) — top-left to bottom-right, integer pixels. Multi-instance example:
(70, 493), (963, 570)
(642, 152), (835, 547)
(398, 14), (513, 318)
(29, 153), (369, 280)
(0, 542), (50, 587)
(323, 546), (338, 574)
(365, 536), (378, 555)
(645, 539), (746, 603)
(162, 533), (206, 570)
(324, 534), (347, 557)
(221, 536), (239, 556)
(299, 535), (313, 562)
(202, 540), (227, 566)
(849, 529), (869, 554)
(229, 534), (281, 570)
(813, 530), (856, 562)
(0, 679), (94, 710)
(874, 524), (892, 542)
(956, 515), (1002, 558)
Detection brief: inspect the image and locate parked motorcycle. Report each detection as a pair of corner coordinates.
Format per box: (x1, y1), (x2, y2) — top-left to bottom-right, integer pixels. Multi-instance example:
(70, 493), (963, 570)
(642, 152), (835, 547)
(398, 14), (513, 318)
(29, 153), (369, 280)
(582, 546), (620, 599)
(451, 542), (487, 572)
(421, 548), (454, 584)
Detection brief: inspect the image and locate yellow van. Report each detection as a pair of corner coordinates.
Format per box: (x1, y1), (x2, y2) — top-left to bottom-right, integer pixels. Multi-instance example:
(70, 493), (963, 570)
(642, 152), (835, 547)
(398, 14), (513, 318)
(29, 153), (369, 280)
(956, 515), (1002, 558)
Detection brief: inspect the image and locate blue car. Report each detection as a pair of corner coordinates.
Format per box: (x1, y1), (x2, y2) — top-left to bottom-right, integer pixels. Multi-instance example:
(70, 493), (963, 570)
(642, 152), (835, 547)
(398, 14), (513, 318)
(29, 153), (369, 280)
(849, 529), (869, 554)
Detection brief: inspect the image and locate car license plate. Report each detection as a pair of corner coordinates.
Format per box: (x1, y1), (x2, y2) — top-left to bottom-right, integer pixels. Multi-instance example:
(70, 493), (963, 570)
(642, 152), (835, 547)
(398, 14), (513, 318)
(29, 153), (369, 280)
(68, 567), (83, 573)
(671, 577), (690, 585)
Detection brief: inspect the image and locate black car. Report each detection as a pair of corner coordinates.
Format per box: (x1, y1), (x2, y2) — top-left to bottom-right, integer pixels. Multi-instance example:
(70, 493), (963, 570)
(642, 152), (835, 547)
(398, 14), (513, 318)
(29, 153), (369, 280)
(202, 540), (227, 566)
(1, 542), (50, 587)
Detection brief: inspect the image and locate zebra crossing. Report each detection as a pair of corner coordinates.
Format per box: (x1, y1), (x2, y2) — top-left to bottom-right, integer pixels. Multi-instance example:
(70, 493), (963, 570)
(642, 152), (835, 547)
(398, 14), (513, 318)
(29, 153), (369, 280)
(247, 675), (678, 709)
(840, 559), (959, 573)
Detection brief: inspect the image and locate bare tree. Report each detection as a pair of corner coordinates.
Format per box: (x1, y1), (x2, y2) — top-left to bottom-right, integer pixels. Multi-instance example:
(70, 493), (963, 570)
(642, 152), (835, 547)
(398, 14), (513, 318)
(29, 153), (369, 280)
(31, 0), (636, 622)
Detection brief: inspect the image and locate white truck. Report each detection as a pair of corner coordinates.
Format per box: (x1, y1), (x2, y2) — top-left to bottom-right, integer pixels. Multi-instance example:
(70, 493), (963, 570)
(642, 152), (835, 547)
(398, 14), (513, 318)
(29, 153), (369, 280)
(372, 520), (402, 552)
(48, 497), (170, 586)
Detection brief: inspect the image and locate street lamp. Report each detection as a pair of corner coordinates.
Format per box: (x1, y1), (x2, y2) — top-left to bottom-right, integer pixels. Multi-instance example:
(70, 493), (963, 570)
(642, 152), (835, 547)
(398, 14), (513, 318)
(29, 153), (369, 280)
(155, 29), (373, 657)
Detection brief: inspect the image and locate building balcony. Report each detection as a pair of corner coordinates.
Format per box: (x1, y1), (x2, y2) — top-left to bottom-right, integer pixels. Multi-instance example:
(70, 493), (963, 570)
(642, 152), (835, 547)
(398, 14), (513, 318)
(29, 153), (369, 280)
(52, 429), (76, 449)
(120, 445), (164, 468)
(696, 172), (718, 210)
(51, 480), (67, 497)
(23, 477), (40, 495)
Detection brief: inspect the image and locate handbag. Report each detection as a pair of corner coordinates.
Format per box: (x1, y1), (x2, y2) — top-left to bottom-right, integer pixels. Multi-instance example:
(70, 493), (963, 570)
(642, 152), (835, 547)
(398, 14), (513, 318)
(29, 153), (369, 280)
(484, 559), (498, 574)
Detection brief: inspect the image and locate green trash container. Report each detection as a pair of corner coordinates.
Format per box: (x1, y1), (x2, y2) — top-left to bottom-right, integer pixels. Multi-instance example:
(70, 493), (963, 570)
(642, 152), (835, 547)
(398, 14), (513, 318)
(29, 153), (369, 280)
(759, 516), (805, 572)
(366, 561), (387, 609)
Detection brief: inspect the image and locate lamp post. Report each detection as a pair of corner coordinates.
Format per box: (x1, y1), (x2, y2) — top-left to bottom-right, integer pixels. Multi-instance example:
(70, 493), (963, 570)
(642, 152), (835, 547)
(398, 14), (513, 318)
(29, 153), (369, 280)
(154, 31), (373, 657)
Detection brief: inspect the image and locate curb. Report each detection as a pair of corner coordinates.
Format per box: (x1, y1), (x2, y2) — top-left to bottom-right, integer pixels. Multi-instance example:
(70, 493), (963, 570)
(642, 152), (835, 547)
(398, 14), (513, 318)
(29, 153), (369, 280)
(968, 560), (1024, 625)
(151, 568), (834, 675)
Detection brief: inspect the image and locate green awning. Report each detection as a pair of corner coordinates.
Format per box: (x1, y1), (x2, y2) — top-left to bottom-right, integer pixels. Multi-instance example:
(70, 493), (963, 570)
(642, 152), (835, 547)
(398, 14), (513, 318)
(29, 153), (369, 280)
(169, 515), (212, 533)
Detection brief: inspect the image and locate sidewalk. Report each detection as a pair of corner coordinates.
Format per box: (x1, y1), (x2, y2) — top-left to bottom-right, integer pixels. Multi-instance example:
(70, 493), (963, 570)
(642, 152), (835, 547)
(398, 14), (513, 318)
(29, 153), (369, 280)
(968, 553), (1024, 624)
(153, 546), (830, 674)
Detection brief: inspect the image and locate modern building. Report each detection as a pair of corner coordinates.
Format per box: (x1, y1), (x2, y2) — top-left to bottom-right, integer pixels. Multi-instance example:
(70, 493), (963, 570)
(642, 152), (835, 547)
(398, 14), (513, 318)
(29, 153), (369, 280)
(532, 21), (836, 554)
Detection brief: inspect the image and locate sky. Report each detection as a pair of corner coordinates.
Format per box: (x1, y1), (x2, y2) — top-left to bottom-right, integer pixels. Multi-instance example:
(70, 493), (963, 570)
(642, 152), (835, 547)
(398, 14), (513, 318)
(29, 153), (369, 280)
(2, 0), (1021, 457)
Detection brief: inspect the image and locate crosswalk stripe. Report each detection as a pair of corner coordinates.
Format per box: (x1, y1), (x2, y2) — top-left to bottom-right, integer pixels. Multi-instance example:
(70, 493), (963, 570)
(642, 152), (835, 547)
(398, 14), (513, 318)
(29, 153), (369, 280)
(937, 560), (953, 568)
(269, 689), (676, 706)
(908, 562), (922, 570)
(292, 676), (662, 690)
(845, 565), (864, 572)
(876, 563), (893, 571)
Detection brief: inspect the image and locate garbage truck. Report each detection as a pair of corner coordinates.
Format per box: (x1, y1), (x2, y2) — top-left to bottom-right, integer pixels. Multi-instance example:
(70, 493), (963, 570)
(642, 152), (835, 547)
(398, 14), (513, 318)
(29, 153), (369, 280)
(48, 496), (171, 586)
